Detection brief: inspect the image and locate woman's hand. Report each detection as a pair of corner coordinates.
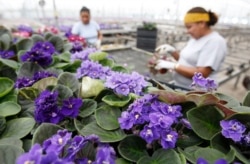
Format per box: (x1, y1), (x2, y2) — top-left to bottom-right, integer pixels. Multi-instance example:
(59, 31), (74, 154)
(95, 39), (101, 49)
(155, 60), (177, 70)
(155, 44), (176, 56)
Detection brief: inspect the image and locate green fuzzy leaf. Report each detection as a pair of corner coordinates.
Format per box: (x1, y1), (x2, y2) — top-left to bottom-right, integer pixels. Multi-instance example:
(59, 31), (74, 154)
(118, 135), (148, 162)
(53, 62), (71, 69)
(0, 116), (6, 134)
(231, 145), (250, 164)
(31, 34), (45, 43)
(0, 58), (19, 69)
(89, 52), (108, 61)
(22, 139), (32, 152)
(18, 62), (43, 78)
(187, 105), (223, 140)
(16, 38), (33, 51)
(176, 130), (203, 148)
(0, 33), (11, 50)
(58, 51), (71, 62)
(229, 106), (250, 113)
(32, 77), (58, 91)
(99, 58), (114, 67)
(0, 138), (22, 148)
(102, 94), (131, 107)
(81, 77), (104, 98)
(32, 123), (62, 145)
(210, 132), (230, 153)
(112, 65), (129, 73)
(177, 146), (199, 163)
(63, 43), (73, 52)
(74, 115), (96, 132)
(0, 144), (24, 164)
(48, 35), (64, 52)
(152, 90), (187, 104)
(116, 158), (132, 164)
(186, 93), (219, 106)
(243, 91), (250, 107)
(0, 77), (14, 98)
(0, 118), (35, 139)
(95, 105), (121, 130)
(194, 148), (228, 164)
(78, 99), (97, 118)
(80, 122), (126, 143)
(17, 87), (39, 110)
(0, 102), (21, 117)
(44, 32), (53, 40)
(215, 93), (240, 108)
(53, 84), (73, 100)
(137, 149), (183, 164)
(57, 72), (79, 92)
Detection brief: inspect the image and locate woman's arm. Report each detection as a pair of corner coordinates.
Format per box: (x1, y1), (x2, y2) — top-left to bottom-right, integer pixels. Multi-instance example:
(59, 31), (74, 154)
(175, 65), (212, 78)
(97, 30), (103, 40)
(171, 51), (180, 61)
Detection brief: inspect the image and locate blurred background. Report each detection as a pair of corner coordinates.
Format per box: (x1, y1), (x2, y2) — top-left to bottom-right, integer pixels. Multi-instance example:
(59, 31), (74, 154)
(0, 0), (249, 100)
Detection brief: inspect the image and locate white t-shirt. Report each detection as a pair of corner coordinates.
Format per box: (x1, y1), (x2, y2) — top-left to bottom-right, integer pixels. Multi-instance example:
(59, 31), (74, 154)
(173, 31), (227, 88)
(71, 20), (100, 44)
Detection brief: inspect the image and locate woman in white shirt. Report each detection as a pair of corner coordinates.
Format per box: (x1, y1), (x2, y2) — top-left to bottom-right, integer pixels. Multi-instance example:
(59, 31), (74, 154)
(71, 6), (102, 49)
(155, 7), (227, 88)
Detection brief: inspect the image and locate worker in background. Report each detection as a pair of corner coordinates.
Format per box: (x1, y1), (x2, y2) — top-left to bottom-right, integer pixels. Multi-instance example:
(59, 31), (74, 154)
(155, 7), (227, 88)
(71, 6), (102, 49)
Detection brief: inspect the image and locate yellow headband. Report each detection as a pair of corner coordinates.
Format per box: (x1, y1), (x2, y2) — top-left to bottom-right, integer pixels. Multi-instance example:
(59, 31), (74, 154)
(184, 13), (209, 23)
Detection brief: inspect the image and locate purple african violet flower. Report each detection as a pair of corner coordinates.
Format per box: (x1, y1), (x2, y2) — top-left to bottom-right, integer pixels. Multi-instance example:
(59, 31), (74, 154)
(191, 72), (217, 92)
(65, 135), (87, 161)
(31, 41), (55, 55)
(70, 48), (96, 61)
(70, 41), (83, 53)
(105, 71), (147, 96)
(206, 79), (217, 91)
(85, 134), (100, 143)
(0, 50), (15, 59)
(14, 77), (34, 89)
(180, 118), (192, 129)
(149, 113), (174, 129)
(93, 144), (116, 164)
(158, 104), (182, 120)
(21, 41), (55, 67)
(41, 151), (73, 164)
(242, 132), (250, 146)
(118, 111), (135, 130)
(197, 158), (209, 164)
(220, 120), (246, 142)
(33, 71), (57, 81)
(43, 129), (72, 155)
(160, 130), (178, 149)
(140, 125), (160, 144)
(60, 98), (83, 118)
(191, 72), (207, 87)
(17, 24), (33, 33)
(16, 144), (43, 164)
(76, 60), (112, 80)
(34, 90), (62, 124)
(15, 71), (57, 89)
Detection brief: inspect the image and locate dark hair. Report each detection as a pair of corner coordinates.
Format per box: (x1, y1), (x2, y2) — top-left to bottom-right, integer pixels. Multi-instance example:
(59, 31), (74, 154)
(187, 7), (218, 26)
(80, 6), (90, 14)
